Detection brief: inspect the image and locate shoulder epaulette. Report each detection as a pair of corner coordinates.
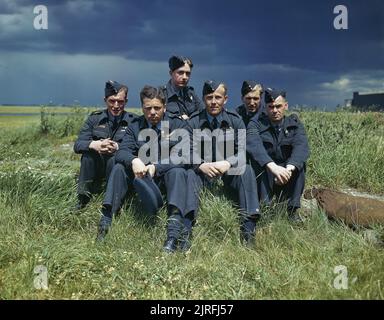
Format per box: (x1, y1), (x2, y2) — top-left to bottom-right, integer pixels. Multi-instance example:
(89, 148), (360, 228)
(258, 114), (270, 127)
(189, 110), (203, 119)
(226, 109), (242, 118)
(166, 112), (180, 119)
(288, 113), (299, 122)
(90, 110), (103, 116)
(126, 112), (138, 118)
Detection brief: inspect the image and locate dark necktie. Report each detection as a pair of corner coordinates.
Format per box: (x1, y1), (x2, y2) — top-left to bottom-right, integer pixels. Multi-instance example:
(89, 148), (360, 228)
(113, 118), (118, 131)
(211, 117), (219, 130)
(273, 124), (282, 142)
(179, 89), (185, 101)
(110, 115), (121, 138)
(151, 125), (162, 162)
(151, 125), (161, 137)
(211, 118), (219, 162)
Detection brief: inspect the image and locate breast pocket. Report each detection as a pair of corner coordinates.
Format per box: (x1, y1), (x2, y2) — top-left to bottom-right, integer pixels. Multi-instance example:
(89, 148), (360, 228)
(260, 133), (274, 153)
(262, 141), (274, 153)
(92, 127), (109, 140)
(165, 102), (179, 115)
(280, 136), (294, 159)
(217, 129), (235, 158)
(114, 129), (127, 143)
(222, 129), (235, 145)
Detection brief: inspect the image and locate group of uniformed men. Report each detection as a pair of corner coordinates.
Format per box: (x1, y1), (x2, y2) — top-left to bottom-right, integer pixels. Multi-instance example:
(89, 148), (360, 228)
(74, 55), (310, 253)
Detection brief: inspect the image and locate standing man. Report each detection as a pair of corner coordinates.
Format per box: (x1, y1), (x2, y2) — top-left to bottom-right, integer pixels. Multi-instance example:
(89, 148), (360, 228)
(73, 80), (137, 210)
(96, 85), (193, 251)
(187, 80), (261, 246)
(236, 81), (264, 126)
(246, 88), (310, 222)
(163, 55), (204, 120)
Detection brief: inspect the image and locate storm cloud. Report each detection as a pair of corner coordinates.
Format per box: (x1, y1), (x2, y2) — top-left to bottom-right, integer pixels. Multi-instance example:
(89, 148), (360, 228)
(0, 0), (383, 108)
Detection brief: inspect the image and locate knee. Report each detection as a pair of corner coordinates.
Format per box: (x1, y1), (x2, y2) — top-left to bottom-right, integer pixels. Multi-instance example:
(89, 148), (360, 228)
(165, 167), (186, 179)
(110, 163), (128, 178)
(186, 169), (198, 183)
(113, 163), (126, 172)
(80, 152), (97, 165)
(243, 165), (254, 177)
(240, 165), (256, 183)
(292, 167), (306, 184)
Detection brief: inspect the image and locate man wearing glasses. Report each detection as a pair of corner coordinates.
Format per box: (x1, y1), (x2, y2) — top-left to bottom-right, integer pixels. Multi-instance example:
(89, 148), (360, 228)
(73, 80), (137, 210)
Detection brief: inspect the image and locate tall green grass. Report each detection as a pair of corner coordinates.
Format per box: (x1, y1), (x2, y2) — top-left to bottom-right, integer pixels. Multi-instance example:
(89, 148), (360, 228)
(0, 109), (383, 299)
(299, 111), (384, 194)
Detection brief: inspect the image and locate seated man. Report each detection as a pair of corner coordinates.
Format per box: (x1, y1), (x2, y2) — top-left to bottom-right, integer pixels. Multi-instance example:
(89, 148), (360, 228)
(187, 80), (260, 246)
(246, 88), (310, 222)
(162, 55), (205, 120)
(73, 80), (137, 209)
(236, 81), (264, 126)
(97, 85), (193, 252)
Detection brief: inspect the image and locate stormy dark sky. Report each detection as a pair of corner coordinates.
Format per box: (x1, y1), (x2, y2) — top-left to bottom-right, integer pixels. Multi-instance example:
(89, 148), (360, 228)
(0, 0), (383, 109)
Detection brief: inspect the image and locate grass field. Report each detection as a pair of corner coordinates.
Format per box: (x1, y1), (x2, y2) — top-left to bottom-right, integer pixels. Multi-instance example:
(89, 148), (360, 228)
(0, 106), (89, 129)
(0, 106), (79, 114)
(0, 107), (383, 300)
(0, 106), (141, 128)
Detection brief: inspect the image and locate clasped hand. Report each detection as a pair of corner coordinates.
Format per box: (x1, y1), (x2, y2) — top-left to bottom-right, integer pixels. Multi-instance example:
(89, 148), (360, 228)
(267, 162), (295, 186)
(132, 158), (156, 178)
(90, 139), (118, 154)
(199, 160), (231, 178)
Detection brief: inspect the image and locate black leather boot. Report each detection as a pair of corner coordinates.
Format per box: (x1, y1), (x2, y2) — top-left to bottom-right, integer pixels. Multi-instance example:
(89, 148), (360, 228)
(96, 215), (112, 243)
(74, 194), (91, 211)
(288, 207), (303, 224)
(163, 213), (183, 253)
(179, 230), (192, 252)
(163, 237), (178, 253)
(240, 215), (258, 247)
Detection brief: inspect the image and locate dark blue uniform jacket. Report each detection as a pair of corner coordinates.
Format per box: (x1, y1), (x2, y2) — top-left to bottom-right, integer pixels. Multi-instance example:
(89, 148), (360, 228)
(188, 109), (246, 171)
(74, 109), (137, 154)
(116, 113), (192, 176)
(163, 80), (205, 117)
(235, 104), (265, 127)
(246, 114), (310, 170)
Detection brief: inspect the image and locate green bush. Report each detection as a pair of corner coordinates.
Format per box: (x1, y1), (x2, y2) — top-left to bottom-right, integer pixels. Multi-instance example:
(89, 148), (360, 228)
(40, 106), (89, 137)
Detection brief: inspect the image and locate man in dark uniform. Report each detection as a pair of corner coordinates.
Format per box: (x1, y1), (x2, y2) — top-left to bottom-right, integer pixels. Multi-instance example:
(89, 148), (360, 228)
(187, 80), (260, 246)
(96, 85), (193, 250)
(236, 81), (264, 126)
(73, 80), (137, 210)
(246, 88), (310, 222)
(162, 55), (204, 120)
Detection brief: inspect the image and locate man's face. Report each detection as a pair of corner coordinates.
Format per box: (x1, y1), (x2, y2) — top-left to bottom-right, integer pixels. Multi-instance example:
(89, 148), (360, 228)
(170, 63), (191, 88)
(242, 90), (261, 113)
(266, 96), (288, 123)
(142, 98), (166, 126)
(105, 90), (127, 116)
(204, 85), (228, 117)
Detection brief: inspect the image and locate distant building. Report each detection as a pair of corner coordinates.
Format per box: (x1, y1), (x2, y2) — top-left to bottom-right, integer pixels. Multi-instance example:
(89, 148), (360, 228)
(351, 91), (384, 111)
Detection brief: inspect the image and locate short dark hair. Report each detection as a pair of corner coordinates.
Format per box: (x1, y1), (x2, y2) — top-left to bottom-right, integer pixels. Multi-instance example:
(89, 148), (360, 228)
(169, 56), (193, 71)
(140, 85), (166, 105)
